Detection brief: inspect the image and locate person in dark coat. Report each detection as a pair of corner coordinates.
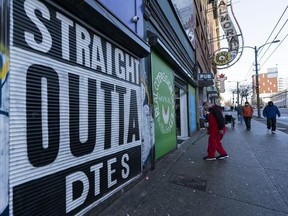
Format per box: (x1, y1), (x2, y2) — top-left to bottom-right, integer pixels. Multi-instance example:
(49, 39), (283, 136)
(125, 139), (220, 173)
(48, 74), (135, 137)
(236, 104), (243, 124)
(263, 101), (281, 134)
(202, 102), (229, 161)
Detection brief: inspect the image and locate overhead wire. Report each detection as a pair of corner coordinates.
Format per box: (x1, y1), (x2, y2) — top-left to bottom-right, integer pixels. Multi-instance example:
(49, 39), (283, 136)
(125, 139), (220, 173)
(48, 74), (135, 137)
(260, 32), (288, 69)
(257, 5), (288, 57)
(242, 61), (254, 81)
(258, 18), (288, 63)
(243, 4), (288, 80)
(242, 45), (256, 81)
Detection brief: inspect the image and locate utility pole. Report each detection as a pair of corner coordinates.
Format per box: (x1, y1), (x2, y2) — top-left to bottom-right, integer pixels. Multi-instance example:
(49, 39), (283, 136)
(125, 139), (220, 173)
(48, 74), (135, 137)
(254, 46), (261, 118)
(243, 40), (280, 118)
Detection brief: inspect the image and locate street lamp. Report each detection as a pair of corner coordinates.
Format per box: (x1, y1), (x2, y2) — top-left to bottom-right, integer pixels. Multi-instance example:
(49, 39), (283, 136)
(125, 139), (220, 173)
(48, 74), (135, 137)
(243, 40), (280, 118)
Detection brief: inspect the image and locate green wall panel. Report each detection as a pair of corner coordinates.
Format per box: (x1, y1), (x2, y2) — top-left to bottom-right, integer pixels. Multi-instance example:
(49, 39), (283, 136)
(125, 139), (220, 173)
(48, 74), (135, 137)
(151, 50), (177, 159)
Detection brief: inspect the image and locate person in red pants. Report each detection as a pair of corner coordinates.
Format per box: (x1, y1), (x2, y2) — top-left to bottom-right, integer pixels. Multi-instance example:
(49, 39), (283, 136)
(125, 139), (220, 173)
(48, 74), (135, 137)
(202, 102), (229, 161)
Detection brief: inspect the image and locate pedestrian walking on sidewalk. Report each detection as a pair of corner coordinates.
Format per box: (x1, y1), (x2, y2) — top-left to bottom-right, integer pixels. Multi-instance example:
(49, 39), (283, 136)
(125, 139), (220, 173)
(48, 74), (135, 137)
(202, 102), (229, 161)
(242, 101), (254, 130)
(236, 104), (243, 123)
(263, 101), (281, 134)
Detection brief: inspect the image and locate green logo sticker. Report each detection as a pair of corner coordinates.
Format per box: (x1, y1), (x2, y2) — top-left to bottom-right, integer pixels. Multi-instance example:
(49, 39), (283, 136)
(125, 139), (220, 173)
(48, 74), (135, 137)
(153, 71), (175, 134)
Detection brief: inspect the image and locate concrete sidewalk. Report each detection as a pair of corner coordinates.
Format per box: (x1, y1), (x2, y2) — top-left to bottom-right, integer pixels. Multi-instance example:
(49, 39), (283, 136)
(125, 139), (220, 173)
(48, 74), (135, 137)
(92, 118), (288, 216)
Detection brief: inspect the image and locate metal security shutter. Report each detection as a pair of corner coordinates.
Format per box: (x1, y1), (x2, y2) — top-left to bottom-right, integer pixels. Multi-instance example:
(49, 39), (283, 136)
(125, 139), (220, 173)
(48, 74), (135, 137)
(0, 0), (10, 215)
(9, 0), (142, 215)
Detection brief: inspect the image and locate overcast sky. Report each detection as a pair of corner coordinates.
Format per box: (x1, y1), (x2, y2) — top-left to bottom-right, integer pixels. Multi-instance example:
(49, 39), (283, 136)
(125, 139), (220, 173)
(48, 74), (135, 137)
(221, 0), (288, 98)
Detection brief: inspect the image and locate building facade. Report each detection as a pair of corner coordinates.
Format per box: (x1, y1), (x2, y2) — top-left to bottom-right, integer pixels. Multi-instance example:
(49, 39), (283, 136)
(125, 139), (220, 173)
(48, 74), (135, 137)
(144, 0), (198, 157)
(253, 67), (278, 104)
(1, 0), (149, 215)
(0, 0), (220, 215)
(278, 77), (288, 92)
(271, 90), (288, 108)
(195, 0), (220, 116)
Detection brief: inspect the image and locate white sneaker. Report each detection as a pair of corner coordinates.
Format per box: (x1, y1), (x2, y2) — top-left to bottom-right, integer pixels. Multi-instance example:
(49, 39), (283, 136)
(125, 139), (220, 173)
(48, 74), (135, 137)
(272, 131), (276, 134)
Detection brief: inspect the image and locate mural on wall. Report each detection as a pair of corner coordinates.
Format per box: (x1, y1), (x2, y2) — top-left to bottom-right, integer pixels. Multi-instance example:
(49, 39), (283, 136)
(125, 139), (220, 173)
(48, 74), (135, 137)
(100, 0), (153, 170)
(171, 0), (196, 48)
(151, 51), (177, 159)
(0, 49), (9, 216)
(9, 0), (142, 215)
(0, 0), (9, 215)
(141, 75), (154, 168)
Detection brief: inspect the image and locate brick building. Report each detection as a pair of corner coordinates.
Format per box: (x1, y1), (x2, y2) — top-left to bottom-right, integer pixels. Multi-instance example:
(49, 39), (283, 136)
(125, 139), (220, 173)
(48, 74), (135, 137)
(253, 67), (278, 104)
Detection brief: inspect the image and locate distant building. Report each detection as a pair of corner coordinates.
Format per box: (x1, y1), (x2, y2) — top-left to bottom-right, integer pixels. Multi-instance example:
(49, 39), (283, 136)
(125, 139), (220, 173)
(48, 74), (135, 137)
(260, 67), (278, 94)
(278, 77), (288, 92)
(272, 75), (288, 107)
(253, 67), (278, 103)
(271, 90), (288, 108)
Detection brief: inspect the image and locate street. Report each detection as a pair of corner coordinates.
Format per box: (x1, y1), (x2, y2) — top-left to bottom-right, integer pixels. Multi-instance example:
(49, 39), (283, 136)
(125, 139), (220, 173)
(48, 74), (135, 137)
(98, 116), (288, 216)
(278, 108), (288, 125)
(254, 108), (288, 134)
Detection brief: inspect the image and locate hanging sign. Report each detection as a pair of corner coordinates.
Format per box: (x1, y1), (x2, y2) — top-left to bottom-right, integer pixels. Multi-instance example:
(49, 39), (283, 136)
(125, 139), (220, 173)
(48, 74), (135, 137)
(218, 74), (227, 93)
(212, 0), (243, 69)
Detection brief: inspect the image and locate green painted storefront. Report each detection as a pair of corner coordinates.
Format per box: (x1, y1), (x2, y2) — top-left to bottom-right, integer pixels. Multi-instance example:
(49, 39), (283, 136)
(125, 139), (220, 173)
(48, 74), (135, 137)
(151, 50), (177, 159)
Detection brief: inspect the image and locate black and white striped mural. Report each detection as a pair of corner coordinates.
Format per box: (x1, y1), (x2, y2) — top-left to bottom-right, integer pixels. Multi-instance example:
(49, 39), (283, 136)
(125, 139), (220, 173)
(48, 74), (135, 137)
(0, 0), (10, 215)
(9, 0), (142, 215)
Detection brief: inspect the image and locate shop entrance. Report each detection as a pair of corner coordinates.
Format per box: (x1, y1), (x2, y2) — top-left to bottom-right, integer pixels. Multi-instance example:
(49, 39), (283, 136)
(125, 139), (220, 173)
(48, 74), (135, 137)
(174, 83), (188, 142)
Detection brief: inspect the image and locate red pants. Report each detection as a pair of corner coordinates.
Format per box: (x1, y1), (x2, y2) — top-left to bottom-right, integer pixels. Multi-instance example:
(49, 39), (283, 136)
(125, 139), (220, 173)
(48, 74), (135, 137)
(207, 128), (227, 157)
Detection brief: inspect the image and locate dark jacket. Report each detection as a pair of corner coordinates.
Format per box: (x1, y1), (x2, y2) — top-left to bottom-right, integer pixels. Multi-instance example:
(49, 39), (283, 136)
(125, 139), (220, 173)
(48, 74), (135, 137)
(263, 104), (281, 119)
(208, 105), (225, 131)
